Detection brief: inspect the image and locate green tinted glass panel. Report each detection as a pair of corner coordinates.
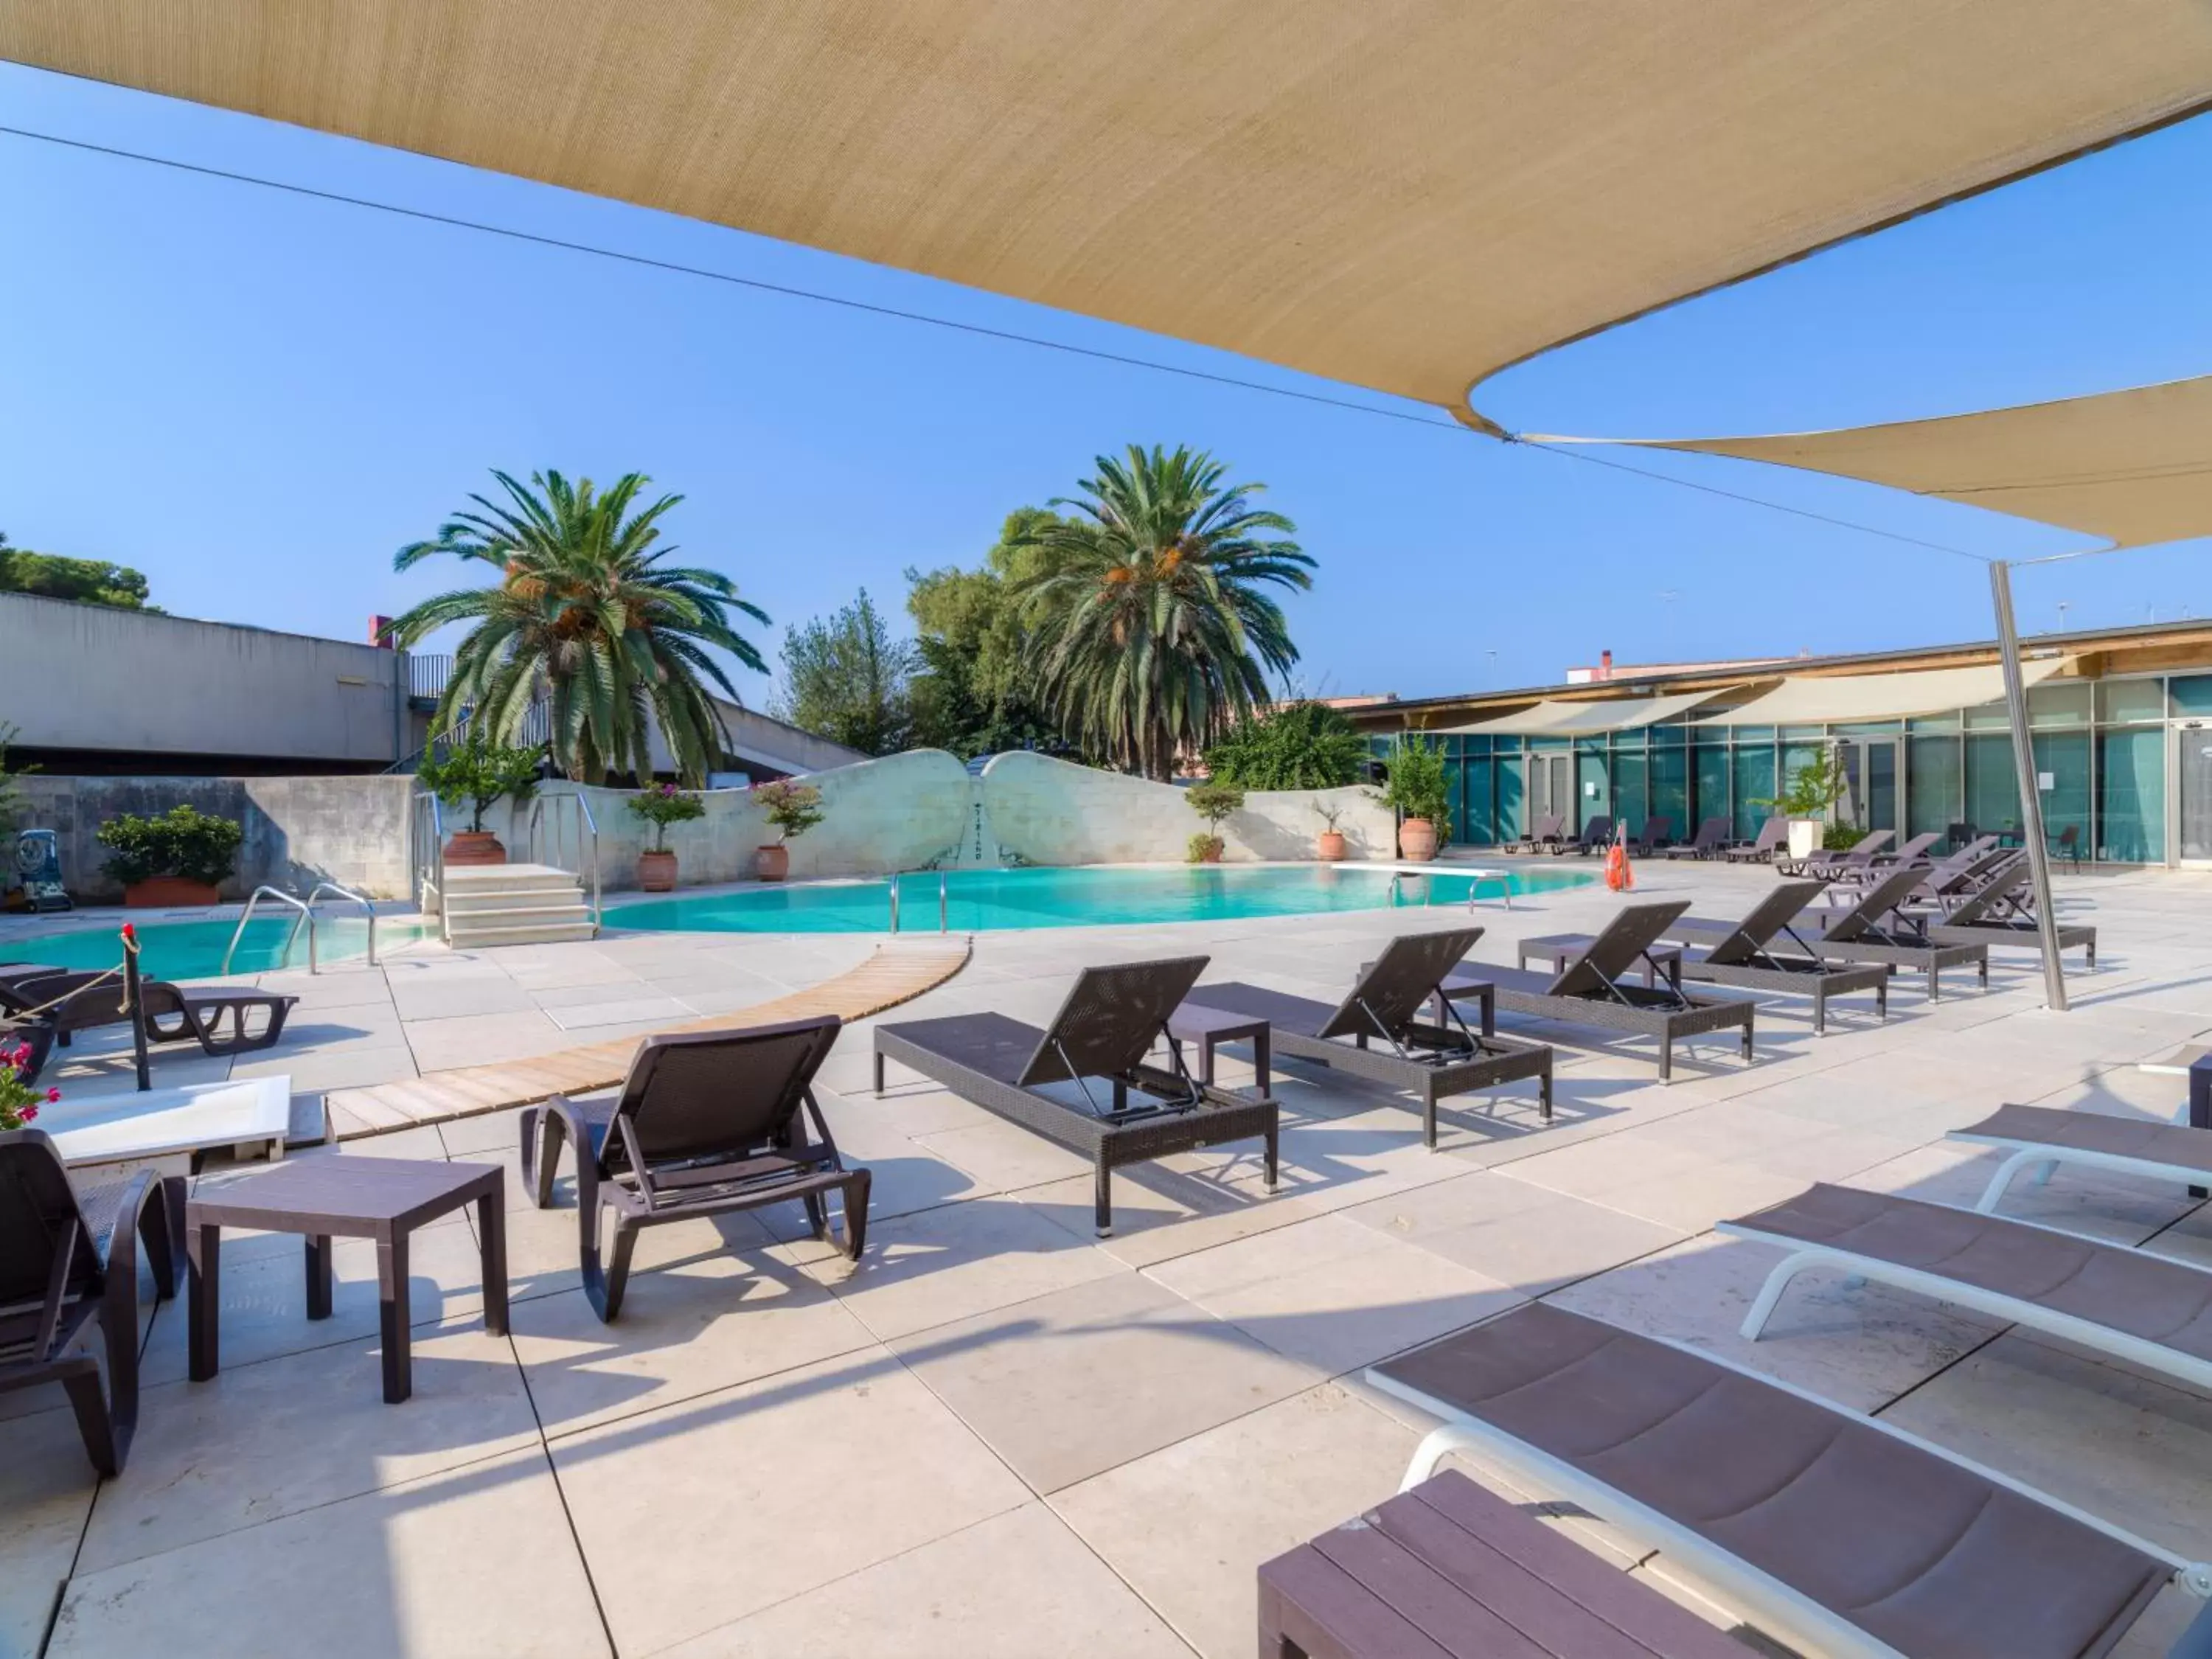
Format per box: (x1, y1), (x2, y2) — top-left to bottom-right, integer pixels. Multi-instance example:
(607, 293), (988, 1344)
(1495, 754), (1526, 841)
(1442, 759), (1464, 842)
(1966, 734), (2021, 835)
(1907, 735), (1963, 839)
(1649, 746), (1688, 841)
(1611, 753), (1649, 832)
(1462, 759), (1498, 846)
(1577, 749), (1610, 831)
(2096, 679), (2164, 725)
(2098, 728), (2164, 862)
(2028, 683), (2090, 729)
(1731, 745), (1774, 840)
(2171, 675), (2212, 715)
(1693, 746), (1731, 835)
(2032, 733), (2091, 852)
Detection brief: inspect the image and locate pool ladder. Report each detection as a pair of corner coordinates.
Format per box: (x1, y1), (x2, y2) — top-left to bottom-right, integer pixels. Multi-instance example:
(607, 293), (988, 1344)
(220, 881), (381, 975)
(887, 870), (949, 933)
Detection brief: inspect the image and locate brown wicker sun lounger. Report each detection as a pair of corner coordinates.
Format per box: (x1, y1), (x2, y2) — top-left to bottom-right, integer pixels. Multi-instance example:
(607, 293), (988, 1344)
(1368, 1302), (2212, 1659)
(4, 970), (297, 1059)
(1722, 815), (1788, 863)
(1, 1129), (179, 1474)
(1481, 902), (1756, 1082)
(1660, 815), (1730, 860)
(1789, 865), (1989, 1000)
(1923, 855), (2098, 967)
(1627, 814), (1674, 855)
(523, 1015), (869, 1320)
(1619, 879), (1890, 1034)
(1777, 826), (1892, 878)
(1193, 930), (1553, 1150)
(1950, 1102), (2212, 1215)
(875, 958), (1277, 1237)
(1512, 812), (1566, 855)
(1720, 1182), (2212, 1394)
(1571, 815), (1614, 856)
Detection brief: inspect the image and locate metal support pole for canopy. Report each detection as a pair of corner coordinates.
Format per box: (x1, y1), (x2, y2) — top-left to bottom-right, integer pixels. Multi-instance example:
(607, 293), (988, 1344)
(1989, 560), (2069, 1012)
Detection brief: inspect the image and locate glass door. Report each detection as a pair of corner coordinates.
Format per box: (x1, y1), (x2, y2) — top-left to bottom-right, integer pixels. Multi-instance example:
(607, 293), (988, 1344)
(1836, 738), (1899, 837)
(2180, 728), (2212, 865)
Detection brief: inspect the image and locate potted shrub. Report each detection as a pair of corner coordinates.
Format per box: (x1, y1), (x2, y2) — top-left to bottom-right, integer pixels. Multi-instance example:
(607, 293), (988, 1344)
(1315, 799), (1348, 861)
(627, 785), (706, 891)
(1755, 751), (1847, 863)
(1374, 734), (1450, 862)
(416, 731), (543, 866)
(97, 804), (244, 907)
(1183, 781), (1245, 863)
(751, 778), (824, 880)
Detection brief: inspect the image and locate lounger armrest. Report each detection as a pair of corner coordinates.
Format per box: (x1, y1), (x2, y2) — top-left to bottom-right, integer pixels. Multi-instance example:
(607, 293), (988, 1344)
(539, 1093), (605, 1237)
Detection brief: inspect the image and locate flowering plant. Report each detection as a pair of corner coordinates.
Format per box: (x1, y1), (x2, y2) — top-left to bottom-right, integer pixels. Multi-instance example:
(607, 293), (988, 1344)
(625, 783), (707, 851)
(0, 1039), (57, 1131)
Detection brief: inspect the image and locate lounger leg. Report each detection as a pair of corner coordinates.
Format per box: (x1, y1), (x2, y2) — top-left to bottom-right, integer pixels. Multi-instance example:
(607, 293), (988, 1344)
(1739, 1251), (1826, 1340)
(1877, 977), (1889, 1021)
(1978, 955), (1989, 989)
(1540, 1060), (1553, 1121)
(61, 1368), (120, 1480)
(599, 1217), (640, 1321)
(1927, 964), (1941, 1002)
(1973, 1147), (2048, 1213)
(187, 1223), (221, 1383)
(1093, 1159), (1113, 1239)
(521, 1107), (564, 1209)
(1741, 1013), (1754, 1062)
(1658, 1037), (1672, 1085)
(1813, 987), (1827, 1037)
(1422, 1088), (1439, 1152)
(2031, 1158), (2058, 1187)
(1264, 1123), (1279, 1192)
(305, 1234), (334, 1320)
(835, 1169), (871, 1259)
(476, 1188), (509, 1338)
(1400, 1425), (1484, 1492)
(377, 1233), (412, 1403)
(873, 1049), (886, 1094)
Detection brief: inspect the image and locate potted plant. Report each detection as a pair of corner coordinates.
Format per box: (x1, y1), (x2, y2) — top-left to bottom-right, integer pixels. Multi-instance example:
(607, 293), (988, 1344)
(1183, 781), (1245, 863)
(751, 778), (824, 880)
(0, 1037), (58, 1126)
(1755, 751), (1847, 863)
(1315, 799), (1348, 861)
(627, 784), (706, 891)
(416, 731), (543, 866)
(1374, 734), (1450, 862)
(97, 803), (244, 906)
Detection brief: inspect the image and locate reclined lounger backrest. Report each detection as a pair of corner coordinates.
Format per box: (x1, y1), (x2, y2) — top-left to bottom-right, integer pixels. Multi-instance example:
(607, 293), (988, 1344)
(1542, 900), (1691, 998)
(599, 1016), (843, 1180)
(1017, 956), (1208, 1086)
(1700, 880), (1827, 967)
(1819, 865), (1928, 943)
(1941, 853), (2034, 925)
(1315, 928), (1484, 1043)
(0, 1130), (104, 1335)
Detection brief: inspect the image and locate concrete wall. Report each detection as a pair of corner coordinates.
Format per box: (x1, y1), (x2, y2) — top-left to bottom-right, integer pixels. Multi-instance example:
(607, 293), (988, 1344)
(20, 774), (417, 902)
(0, 594), (406, 764)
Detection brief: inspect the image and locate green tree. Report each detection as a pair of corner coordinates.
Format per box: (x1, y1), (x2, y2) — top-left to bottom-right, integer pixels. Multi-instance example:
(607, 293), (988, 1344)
(904, 508), (1072, 758)
(0, 532), (155, 611)
(383, 470), (768, 786)
(1014, 445), (1314, 779)
(772, 588), (916, 756)
(1203, 700), (1367, 790)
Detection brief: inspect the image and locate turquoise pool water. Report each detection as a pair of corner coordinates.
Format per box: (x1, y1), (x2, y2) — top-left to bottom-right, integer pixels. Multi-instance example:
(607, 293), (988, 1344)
(6, 916), (420, 980)
(604, 863), (1593, 936)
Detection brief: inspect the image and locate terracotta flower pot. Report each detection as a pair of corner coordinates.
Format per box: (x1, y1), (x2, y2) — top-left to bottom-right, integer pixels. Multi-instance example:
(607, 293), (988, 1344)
(638, 849), (678, 892)
(756, 844), (790, 881)
(1316, 830), (1347, 862)
(443, 831), (507, 866)
(1397, 818), (1439, 862)
(123, 877), (220, 908)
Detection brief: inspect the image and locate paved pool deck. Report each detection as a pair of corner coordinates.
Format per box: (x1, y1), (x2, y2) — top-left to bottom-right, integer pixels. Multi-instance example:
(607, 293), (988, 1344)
(5, 858), (2210, 1658)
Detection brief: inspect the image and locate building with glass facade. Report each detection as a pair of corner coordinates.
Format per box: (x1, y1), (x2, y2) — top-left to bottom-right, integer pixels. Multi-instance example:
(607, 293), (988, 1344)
(1349, 621), (2212, 867)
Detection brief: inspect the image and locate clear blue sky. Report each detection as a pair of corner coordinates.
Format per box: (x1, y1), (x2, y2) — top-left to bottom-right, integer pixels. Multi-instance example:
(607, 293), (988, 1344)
(4, 62), (2208, 704)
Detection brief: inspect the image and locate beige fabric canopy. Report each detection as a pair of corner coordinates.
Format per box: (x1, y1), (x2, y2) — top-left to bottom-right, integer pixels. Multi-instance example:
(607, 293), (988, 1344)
(1695, 660), (2070, 726)
(1541, 376), (2212, 549)
(5, 4), (2211, 422)
(1440, 688), (1734, 737)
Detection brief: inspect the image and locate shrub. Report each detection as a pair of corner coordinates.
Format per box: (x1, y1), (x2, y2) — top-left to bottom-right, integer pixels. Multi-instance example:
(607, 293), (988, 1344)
(1183, 780), (1245, 832)
(1203, 701), (1367, 790)
(627, 784), (708, 851)
(1186, 831), (1224, 863)
(1373, 734), (1451, 831)
(417, 731), (543, 832)
(753, 778), (826, 843)
(1822, 822), (1867, 852)
(97, 804), (244, 887)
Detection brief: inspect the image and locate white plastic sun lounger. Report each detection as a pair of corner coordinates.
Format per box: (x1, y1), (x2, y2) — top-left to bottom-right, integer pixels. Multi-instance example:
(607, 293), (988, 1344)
(1368, 1303), (2212, 1659)
(1950, 1101), (2212, 1214)
(1718, 1182), (2212, 1396)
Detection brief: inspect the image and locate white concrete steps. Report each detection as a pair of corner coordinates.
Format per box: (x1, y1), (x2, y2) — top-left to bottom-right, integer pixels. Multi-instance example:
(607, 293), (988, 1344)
(439, 863), (597, 947)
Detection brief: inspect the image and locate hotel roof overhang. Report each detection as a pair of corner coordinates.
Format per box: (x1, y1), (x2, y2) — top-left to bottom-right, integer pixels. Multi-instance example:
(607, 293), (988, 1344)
(1534, 375), (2212, 549)
(1435, 687), (1736, 737)
(7, 4), (2212, 428)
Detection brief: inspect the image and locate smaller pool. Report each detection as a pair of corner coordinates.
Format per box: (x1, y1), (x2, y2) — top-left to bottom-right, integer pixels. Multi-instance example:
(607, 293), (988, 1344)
(4, 916), (422, 981)
(605, 863), (1593, 936)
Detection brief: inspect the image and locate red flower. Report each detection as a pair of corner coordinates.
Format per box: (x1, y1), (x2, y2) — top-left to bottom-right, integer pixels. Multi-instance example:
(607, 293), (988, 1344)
(46, 1088), (60, 1102)
(20, 1105), (36, 1122)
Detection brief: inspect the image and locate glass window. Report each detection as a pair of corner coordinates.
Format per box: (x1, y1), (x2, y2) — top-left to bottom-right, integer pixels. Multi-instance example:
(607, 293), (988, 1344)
(2031, 733), (2091, 854)
(1907, 712), (1961, 733)
(1964, 700), (2014, 732)
(1731, 745), (1774, 840)
(1460, 734), (1491, 757)
(1442, 759), (1464, 843)
(1693, 745), (1731, 835)
(1650, 746), (1688, 841)
(1966, 734), (2022, 838)
(2171, 675), (2212, 716)
(2096, 678), (2164, 725)
(1907, 735), (1962, 840)
(2028, 683), (2091, 729)
(1778, 724), (1826, 741)
(1577, 748), (1610, 830)
(1779, 742), (1824, 815)
(1612, 752), (1649, 832)
(1727, 725), (1775, 742)
(1495, 753), (1526, 842)
(1648, 723), (1688, 747)
(1461, 759), (1497, 846)
(1528, 736), (1570, 751)
(1610, 727), (1649, 752)
(2098, 728), (2165, 862)
(1832, 721), (1905, 737)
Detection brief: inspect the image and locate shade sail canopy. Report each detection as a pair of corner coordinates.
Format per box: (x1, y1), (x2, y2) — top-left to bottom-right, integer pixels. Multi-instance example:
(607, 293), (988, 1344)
(1544, 376), (2212, 549)
(1440, 689), (1735, 737)
(6, 5), (2212, 422)
(1695, 660), (2070, 726)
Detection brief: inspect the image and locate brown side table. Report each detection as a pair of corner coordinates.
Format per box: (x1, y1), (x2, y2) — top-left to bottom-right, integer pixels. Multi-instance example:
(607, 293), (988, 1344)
(186, 1155), (507, 1403)
(1166, 1003), (1271, 1098)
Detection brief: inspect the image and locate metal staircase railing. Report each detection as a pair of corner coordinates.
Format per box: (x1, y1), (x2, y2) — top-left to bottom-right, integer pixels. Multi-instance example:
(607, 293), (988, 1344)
(526, 790), (602, 932)
(220, 886), (315, 975)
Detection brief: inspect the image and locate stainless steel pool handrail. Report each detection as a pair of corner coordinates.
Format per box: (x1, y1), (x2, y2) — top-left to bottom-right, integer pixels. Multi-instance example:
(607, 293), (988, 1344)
(888, 869), (950, 934)
(411, 790), (449, 943)
(888, 872), (900, 933)
(220, 886), (316, 976)
(939, 871), (948, 933)
(526, 788), (602, 933)
(305, 882), (380, 967)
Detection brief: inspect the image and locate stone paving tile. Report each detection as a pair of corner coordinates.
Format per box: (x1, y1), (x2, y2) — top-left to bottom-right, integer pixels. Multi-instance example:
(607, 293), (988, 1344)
(0, 1406), (100, 1658)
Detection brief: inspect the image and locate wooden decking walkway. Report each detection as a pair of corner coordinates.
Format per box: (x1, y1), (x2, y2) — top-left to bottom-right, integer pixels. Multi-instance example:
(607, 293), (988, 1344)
(322, 939), (970, 1140)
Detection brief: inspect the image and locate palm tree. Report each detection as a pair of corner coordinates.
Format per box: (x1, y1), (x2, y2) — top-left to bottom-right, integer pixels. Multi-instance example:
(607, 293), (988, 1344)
(1012, 445), (1314, 779)
(384, 470), (768, 785)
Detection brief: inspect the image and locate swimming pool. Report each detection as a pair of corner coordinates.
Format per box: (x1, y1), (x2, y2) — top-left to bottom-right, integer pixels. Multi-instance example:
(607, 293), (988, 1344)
(4, 915), (422, 980)
(603, 863), (1593, 936)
